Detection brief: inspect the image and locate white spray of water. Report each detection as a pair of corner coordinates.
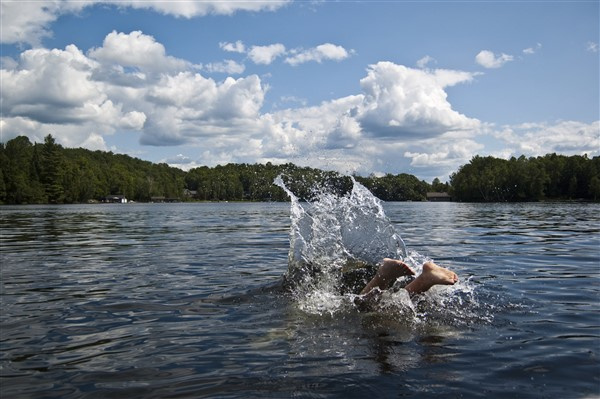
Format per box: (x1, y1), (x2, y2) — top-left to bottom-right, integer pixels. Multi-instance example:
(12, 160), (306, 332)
(274, 175), (486, 324)
(274, 175), (406, 267)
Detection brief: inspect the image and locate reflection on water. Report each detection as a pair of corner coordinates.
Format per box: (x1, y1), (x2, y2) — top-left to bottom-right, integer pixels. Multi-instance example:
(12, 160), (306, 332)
(1, 202), (599, 398)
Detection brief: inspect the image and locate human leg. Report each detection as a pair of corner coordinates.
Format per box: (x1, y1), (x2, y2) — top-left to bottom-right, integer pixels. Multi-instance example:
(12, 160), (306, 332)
(359, 258), (415, 295)
(354, 259), (458, 311)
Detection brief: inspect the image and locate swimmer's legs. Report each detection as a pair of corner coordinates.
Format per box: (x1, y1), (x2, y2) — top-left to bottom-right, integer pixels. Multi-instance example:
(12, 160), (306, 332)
(354, 260), (459, 311)
(404, 261), (458, 296)
(359, 258), (415, 295)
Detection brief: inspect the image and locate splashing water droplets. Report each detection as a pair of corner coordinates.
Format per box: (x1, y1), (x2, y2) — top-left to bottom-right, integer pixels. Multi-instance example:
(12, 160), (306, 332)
(275, 174), (488, 325)
(275, 175), (406, 270)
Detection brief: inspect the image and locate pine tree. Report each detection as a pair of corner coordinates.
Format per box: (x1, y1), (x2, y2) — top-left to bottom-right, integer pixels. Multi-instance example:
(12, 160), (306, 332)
(41, 134), (65, 204)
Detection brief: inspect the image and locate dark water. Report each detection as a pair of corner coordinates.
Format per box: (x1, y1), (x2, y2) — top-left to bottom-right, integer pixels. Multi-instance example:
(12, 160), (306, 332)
(1, 202), (599, 398)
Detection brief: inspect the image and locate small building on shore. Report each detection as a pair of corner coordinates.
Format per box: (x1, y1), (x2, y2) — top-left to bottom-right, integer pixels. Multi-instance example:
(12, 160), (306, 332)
(183, 189), (197, 199)
(426, 192), (452, 202)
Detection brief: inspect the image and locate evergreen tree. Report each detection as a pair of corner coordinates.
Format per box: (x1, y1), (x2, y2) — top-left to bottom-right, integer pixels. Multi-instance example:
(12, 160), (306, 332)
(40, 134), (65, 203)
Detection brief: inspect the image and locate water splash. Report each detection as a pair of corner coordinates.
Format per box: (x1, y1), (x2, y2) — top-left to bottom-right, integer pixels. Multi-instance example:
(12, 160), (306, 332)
(275, 175), (488, 325)
(275, 175), (406, 268)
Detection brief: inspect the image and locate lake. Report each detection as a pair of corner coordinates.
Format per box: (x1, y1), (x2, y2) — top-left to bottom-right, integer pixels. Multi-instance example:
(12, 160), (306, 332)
(1, 197), (599, 398)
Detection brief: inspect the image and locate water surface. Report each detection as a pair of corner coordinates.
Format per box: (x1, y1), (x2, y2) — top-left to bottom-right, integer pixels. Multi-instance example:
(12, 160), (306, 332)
(1, 201), (599, 398)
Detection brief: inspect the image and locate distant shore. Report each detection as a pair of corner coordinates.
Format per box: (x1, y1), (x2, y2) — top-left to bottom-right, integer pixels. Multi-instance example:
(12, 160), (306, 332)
(1, 135), (598, 205)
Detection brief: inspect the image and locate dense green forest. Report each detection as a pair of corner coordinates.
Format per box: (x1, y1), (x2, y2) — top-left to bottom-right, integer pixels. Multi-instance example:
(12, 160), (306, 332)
(0, 135), (431, 204)
(0, 135), (598, 204)
(450, 154), (600, 202)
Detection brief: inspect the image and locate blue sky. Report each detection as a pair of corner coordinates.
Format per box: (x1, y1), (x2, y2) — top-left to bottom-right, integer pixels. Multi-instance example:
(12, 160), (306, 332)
(1, 1), (598, 182)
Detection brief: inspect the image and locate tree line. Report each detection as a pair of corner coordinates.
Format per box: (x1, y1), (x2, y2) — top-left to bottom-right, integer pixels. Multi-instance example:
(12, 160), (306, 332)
(0, 135), (186, 204)
(450, 154), (600, 202)
(0, 135), (598, 204)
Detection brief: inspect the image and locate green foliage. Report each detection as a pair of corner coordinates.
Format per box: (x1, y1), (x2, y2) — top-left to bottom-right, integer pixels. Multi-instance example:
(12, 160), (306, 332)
(0, 136), (429, 205)
(185, 162), (352, 202)
(1, 135), (597, 204)
(0, 135), (186, 204)
(1, 136), (45, 204)
(450, 154), (600, 202)
(431, 177), (450, 193)
(356, 173), (428, 201)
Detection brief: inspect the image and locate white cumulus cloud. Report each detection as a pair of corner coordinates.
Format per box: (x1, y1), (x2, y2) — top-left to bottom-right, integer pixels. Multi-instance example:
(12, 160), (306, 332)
(523, 43), (542, 55)
(496, 120), (600, 157)
(0, 1), (86, 46)
(0, 30), (267, 150)
(475, 50), (514, 68)
(80, 133), (109, 152)
(2, 45), (111, 126)
(115, 0), (289, 18)
(202, 60), (246, 74)
(0, 0), (289, 46)
(220, 40), (353, 67)
(285, 43), (352, 66)
(248, 44), (287, 65)
(89, 31), (192, 74)
(140, 72), (266, 145)
(119, 111), (147, 130)
(220, 40), (246, 54)
(356, 62), (481, 138)
(416, 55), (436, 69)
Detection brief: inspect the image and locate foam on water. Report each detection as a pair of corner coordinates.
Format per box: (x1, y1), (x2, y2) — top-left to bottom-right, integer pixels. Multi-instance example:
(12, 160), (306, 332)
(275, 175), (488, 324)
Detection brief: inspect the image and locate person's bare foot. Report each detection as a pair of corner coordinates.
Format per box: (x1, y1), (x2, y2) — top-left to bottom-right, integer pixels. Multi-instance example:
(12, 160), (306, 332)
(359, 258), (415, 295)
(405, 261), (458, 296)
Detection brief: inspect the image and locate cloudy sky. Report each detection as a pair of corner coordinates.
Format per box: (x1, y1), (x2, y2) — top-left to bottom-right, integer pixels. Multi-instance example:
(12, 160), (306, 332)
(1, 1), (598, 181)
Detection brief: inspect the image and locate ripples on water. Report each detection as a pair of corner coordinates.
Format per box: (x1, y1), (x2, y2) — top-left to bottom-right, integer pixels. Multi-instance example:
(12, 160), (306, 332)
(1, 198), (599, 398)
